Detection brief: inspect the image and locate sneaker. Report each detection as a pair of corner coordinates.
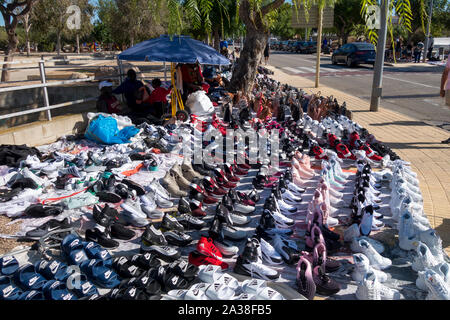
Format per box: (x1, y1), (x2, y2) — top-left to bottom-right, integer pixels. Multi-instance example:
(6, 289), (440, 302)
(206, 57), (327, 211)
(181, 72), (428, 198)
(142, 224), (168, 246)
(25, 218), (71, 240)
(352, 253), (388, 283)
(163, 230), (193, 247)
(356, 239), (392, 270)
(272, 234), (300, 264)
(85, 228), (119, 249)
(161, 172), (187, 198)
(121, 202), (149, 227)
(213, 239), (239, 258)
(161, 213), (184, 232)
(355, 271), (402, 300)
(176, 214), (206, 231)
(222, 224), (248, 241)
(188, 251), (229, 270)
(140, 244), (181, 262)
(416, 262), (450, 291)
(296, 256), (316, 300)
(423, 269), (450, 300)
(259, 238), (283, 265)
(312, 265), (340, 296)
(351, 236), (385, 255)
(233, 240), (279, 281)
(411, 242), (443, 272)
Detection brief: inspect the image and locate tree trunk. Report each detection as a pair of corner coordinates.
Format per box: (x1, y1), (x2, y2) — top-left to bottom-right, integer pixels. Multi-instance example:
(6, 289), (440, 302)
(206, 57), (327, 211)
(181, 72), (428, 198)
(1, 30), (19, 82)
(315, 6), (324, 88)
(229, 28), (267, 95)
(57, 31), (62, 56)
(76, 34), (80, 54)
(214, 26), (220, 51)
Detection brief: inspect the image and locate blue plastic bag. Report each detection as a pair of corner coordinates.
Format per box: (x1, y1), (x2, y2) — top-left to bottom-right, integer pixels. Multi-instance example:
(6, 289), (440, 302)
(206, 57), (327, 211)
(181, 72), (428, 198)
(85, 115), (139, 145)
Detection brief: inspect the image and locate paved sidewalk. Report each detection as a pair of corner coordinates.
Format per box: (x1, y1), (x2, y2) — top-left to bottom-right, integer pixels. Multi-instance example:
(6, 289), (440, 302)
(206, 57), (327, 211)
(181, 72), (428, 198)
(266, 65), (450, 256)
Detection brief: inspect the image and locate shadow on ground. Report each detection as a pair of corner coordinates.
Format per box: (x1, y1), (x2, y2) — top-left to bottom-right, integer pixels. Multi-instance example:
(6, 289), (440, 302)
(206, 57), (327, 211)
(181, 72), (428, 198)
(434, 218), (450, 252)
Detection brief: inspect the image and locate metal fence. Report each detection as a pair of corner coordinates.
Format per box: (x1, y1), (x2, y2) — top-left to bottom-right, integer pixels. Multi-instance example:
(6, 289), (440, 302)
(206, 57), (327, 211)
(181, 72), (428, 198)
(0, 54), (169, 123)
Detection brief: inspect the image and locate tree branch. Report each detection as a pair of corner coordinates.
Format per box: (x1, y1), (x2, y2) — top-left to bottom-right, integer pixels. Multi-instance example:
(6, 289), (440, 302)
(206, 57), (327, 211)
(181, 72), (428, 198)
(261, 0), (285, 16)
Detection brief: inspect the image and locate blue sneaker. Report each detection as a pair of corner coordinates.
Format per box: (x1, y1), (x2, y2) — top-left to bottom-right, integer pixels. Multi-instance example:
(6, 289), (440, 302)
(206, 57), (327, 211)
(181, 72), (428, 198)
(359, 207), (374, 237)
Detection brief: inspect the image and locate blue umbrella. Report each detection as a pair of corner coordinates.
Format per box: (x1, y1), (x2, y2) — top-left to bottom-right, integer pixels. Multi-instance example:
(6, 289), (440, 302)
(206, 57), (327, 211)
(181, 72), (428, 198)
(118, 35), (230, 65)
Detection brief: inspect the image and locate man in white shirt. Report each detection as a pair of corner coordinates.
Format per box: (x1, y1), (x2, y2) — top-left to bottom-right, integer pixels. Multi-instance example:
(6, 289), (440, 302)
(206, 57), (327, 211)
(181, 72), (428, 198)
(440, 57), (450, 144)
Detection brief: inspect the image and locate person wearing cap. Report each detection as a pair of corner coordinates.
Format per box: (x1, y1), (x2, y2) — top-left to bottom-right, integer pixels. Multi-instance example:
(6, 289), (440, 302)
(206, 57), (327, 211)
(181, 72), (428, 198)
(97, 81), (125, 114)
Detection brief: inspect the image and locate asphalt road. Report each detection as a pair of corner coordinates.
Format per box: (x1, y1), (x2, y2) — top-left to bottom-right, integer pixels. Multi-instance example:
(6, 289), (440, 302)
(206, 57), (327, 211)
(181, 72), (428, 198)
(268, 51), (450, 132)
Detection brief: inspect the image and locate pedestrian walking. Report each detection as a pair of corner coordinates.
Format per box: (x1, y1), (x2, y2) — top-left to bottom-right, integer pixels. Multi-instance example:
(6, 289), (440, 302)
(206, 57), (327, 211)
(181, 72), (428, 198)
(414, 41), (424, 63)
(440, 57), (450, 144)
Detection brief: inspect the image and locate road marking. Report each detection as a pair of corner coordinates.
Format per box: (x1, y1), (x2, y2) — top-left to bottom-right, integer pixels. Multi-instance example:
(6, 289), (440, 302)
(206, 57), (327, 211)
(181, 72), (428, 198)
(282, 67), (303, 73)
(383, 75), (437, 89)
(297, 66), (317, 73)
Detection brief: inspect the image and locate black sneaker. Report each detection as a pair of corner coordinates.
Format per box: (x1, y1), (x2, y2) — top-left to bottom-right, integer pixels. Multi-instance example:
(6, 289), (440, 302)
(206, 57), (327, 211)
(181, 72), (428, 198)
(122, 179), (146, 196)
(25, 218), (71, 239)
(166, 260), (198, 282)
(24, 204), (63, 218)
(85, 228), (119, 249)
(140, 244), (181, 262)
(163, 230), (193, 247)
(132, 272), (162, 298)
(161, 213), (184, 232)
(177, 214), (206, 231)
(108, 223), (135, 241)
(142, 224), (168, 246)
(178, 198), (192, 215)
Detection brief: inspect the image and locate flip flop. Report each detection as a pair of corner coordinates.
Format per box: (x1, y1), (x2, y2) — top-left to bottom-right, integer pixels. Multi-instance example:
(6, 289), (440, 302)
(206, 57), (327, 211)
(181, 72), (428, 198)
(112, 257), (145, 279)
(166, 289), (188, 300)
(121, 287), (149, 300)
(163, 273), (191, 292)
(130, 253), (161, 271)
(13, 264), (48, 291)
(197, 266), (239, 291)
(61, 234), (89, 266)
(35, 260), (71, 282)
(253, 287), (285, 300)
(167, 260), (199, 282)
(80, 259), (121, 289)
(0, 256), (19, 276)
(241, 279), (267, 295)
(0, 276), (22, 300)
(184, 283), (210, 300)
(42, 280), (77, 300)
(205, 282), (236, 300)
(18, 290), (45, 300)
(83, 242), (113, 266)
(127, 272), (162, 298)
(66, 273), (99, 298)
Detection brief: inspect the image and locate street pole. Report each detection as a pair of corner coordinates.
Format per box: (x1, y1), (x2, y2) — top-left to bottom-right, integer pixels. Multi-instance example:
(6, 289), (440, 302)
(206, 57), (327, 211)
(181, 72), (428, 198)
(369, 0), (389, 112)
(315, 7), (323, 88)
(422, 0), (433, 63)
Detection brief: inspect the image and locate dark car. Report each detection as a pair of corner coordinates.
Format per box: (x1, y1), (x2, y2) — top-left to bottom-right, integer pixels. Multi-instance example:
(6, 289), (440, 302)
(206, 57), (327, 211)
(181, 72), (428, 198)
(287, 40), (299, 52)
(295, 41), (313, 53)
(282, 40), (295, 51)
(305, 41), (317, 54)
(331, 42), (376, 67)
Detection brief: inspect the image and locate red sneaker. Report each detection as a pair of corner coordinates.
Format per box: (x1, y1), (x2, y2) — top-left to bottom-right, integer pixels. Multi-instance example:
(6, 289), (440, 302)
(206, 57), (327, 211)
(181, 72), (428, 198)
(188, 250), (229, 270)
(197, 237), (223, 261)
(203, 195), (219, 205)
(233, 166), (248, 176)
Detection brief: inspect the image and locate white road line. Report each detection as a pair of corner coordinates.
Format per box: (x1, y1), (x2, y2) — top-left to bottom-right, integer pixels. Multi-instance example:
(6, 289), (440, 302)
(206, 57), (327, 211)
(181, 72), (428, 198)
(297, 66), (316, 73)
(282, 67), (303, 73)
(383, 75), (437, 88)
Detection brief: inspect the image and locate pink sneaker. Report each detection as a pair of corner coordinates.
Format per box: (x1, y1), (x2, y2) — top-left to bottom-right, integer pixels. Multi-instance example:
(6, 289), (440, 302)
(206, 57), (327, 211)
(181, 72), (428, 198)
(313, 242), (341, 273)
(296, 256), (316, 300)
(305, 224), (326, 252)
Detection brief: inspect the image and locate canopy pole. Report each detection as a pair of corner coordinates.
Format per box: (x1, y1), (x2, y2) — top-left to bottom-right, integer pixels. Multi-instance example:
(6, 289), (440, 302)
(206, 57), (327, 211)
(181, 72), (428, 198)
(164, 62), (167, 82)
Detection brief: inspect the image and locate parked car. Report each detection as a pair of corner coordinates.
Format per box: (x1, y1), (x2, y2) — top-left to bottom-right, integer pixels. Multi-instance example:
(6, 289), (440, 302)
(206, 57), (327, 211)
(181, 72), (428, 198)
(285, 40), (296, 51)
(305, 41), (317, 54)
(294, 41), (309, 53)
(279, 40), (289, 51)
(289, 41), (302, 52)
(331, 42), (376, 67)
(271, 40), (281, 50)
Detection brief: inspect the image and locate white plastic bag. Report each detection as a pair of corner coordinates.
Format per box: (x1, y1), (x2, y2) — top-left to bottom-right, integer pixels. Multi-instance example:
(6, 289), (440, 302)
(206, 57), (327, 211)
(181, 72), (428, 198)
(186, 90), (214, 116)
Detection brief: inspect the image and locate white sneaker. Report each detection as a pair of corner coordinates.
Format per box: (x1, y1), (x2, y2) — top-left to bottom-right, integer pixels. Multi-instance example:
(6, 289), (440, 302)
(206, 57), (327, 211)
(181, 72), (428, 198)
(411, 242), (443, 272)
(259, 238), (283, 265)
(355, 271), (402, 300)
(416, 262), (450, 291)
(266, 209), (294, 229)
(357, 239), (392, 270)
(418, 229), (444, 263)
(352, 253), (388, 283)
(20, 167), (45, 187)
(351, 236), (385, 254)
(423, 269), (450, 300)
(398, 211), (420, 251)
(214, 239), (239, 257)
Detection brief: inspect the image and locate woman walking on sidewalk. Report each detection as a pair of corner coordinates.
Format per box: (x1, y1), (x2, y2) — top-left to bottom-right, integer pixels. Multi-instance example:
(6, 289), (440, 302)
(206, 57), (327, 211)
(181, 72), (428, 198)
(440, 57), (450, 144)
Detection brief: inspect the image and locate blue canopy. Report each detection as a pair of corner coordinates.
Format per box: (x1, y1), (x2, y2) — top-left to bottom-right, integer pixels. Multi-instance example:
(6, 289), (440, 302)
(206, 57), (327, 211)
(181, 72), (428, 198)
(118, 35), (230, 65)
